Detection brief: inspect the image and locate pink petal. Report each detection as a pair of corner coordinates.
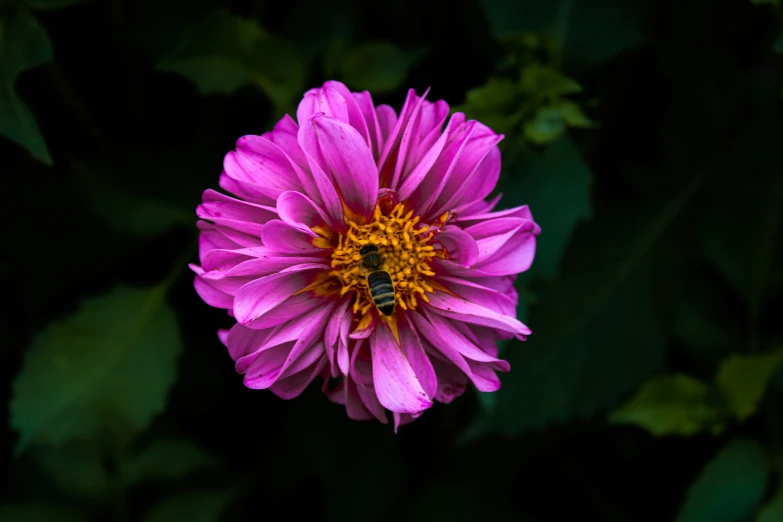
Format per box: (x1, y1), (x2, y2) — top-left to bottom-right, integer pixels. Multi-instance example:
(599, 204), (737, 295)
(455, 204), (536, 227)
(433, 225), (479, 267)
(343, 379), (376, 421)
(243, 292), (323, 330)
(269, 356), (328, 399)
(241, 304), (334, 369)
(454, 193), (503, 217)
(396, 127), (451, 201)
(224, 253), (327, 278)
(420, 308), (510, 369)
(426, 292), (531, 339)
(322, 81), (371, 146)
(226, 136), (304, 200)
(408, 116), (477, 216)
(299, 115), (379, 221)
(378, 89), (417, 172)
(325, 296), (352, 348)
(194, 276), (233, 309)
(197, 221), (245, 263)
(398, 314), (438, 399)
(465, 217), (528, 262)
(434, 276), (517, 318)
(387, 91), (433, 191)
(242, 304), (333, 383)
(198, 220), (260, 250)
(431, 358), (468, 404)
(261, 220), (323, 254)
(264, 114), (308, 171)
(376, 104), (398, 145)
(466, 361), (503, 392)
(409, 100), (450, 164)
(219, 171), (275, 206)
(226, 323), (273, 361)
(196, 189), (277, 237)
(296, 85), (350, 126)
(472, 223), (539, 276)
(277, 191), (330, 233)
(431, 128), (502, 217)
(370, 322), (433, 414)
(350, 338), (373, 384)
(233, 264), (327, 324)
(356, 382), (388, 424)
(201, 247), (258, 273)
(392, 412), (419, 433)
(353, 91), (384, 160)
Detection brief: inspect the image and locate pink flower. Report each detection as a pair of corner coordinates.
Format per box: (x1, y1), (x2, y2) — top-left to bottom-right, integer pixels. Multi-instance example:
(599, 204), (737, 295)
(191, 81), (540, 430)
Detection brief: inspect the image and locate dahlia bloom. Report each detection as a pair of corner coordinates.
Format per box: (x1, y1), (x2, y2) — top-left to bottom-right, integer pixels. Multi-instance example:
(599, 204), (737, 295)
(191, 81), (540, 429)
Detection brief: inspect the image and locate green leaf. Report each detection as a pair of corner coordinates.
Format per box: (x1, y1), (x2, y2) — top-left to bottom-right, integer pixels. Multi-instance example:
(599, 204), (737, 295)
(481, 0), (646, 69)
(520, 64), (582, 98)
(156, 9), (306, 116)
(715, 350), (783, 421)
(0, 9), (52, 164)
(557, 100), (592, 127)
(335, 41), (425, 94)
(33, 443), (107, 499)
(773, 33), (783, 54)
(699, 134), (783, 318)
(75, 165), (192, 237)
(676, 439), (770, 522)
(476, 173), (704, 438)
(673, 272), (742, 361)
(0, 504), (88, 522)
(523, 107), (565, 144)
(480, 0), (560, 38)
(757, 493), (783, 522)
(24, 0), (92, 9)
(11, 284), (183, 451)
(564, 0), (647, 70)
(608, 374), (724, 436)
(454, 77), (523, 135)
(123, 438), (219, 485)
(142, 489), (237, 522)
(506, 136), (592, 279)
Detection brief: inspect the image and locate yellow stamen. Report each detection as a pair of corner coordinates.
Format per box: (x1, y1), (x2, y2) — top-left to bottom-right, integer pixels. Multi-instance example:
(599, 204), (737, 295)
(304, 201), (449, 343)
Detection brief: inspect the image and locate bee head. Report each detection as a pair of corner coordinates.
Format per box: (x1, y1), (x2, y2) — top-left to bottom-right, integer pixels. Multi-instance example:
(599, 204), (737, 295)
(359, 244), (380, 256)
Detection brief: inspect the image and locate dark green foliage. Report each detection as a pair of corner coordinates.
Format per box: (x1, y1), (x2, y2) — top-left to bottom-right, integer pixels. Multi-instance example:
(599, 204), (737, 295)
(2, 0), (783, 521)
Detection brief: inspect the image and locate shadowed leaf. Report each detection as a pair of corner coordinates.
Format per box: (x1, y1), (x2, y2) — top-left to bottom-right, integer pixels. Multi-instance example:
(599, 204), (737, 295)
(676, 439), (769, 522)
(123, 438), (219, 485)
(505, 136), (592, 279)
(716, 350), (783, 421)
(156, 9), (306, 117)
(0, 9), (52, 164)
(472, 173), (704, 438)
(142, 489), (237, 522)
(75, 165), (192, 237)
(11, 284), (183, 451)
(608, 374), (724, 436)
(24, 0), (92, 9)
(33, 443), (107, 499)
(0, 504), (87, 522)
(335, 41), (425, 94)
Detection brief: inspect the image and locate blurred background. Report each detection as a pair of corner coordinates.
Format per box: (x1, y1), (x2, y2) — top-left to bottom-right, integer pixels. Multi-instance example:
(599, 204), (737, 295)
(2, 0), (783, 520)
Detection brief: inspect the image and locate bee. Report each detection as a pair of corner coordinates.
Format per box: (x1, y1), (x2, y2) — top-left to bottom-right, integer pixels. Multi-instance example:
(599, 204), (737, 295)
(358, 244), (395, 316)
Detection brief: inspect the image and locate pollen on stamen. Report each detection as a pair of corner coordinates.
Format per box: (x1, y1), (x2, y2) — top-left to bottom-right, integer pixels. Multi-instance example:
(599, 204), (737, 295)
(309, 201), (449, 323)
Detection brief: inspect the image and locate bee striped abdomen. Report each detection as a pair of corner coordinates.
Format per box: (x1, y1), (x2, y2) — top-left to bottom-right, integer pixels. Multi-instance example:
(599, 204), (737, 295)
(367, 271), (395, 316)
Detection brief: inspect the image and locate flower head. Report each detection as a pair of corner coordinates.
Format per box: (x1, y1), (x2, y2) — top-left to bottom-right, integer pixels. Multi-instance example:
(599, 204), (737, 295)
(191, 81), (540, 429)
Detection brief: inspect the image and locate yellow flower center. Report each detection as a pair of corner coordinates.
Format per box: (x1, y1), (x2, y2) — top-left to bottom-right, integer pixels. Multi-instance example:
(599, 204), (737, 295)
(308, 201), (449, 324)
